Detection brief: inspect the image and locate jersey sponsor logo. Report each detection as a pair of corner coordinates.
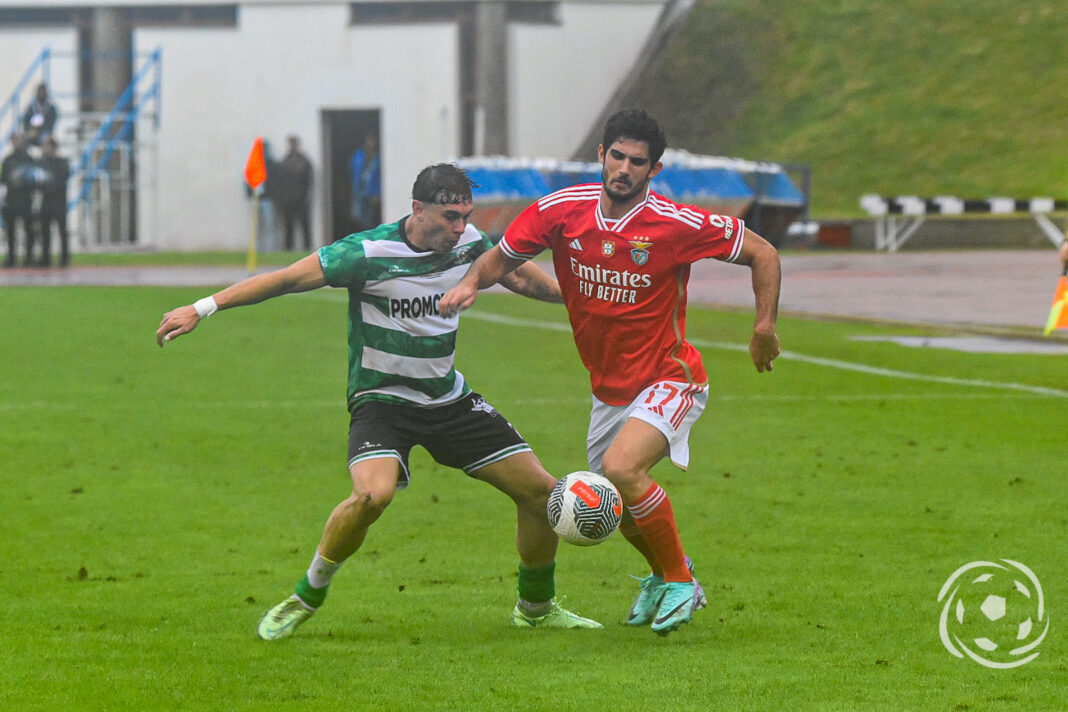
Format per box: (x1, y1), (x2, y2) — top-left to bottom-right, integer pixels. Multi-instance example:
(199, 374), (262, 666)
(390, 293), (444, 319)
(569, 256), (651, 305)
(601, 240), (615, 257)
(709, 214), (735, 240)
(628, 239), (652, 266)
(568, 238), (583, 251)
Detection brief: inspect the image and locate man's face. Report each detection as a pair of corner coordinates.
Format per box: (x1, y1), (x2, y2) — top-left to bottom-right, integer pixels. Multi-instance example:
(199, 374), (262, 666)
(410, 200), (473, 253)
(598, 138), (661, 204)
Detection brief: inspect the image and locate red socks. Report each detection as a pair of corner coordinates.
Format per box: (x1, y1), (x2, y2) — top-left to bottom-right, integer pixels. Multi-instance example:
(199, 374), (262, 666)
(625, 483), (692, 582)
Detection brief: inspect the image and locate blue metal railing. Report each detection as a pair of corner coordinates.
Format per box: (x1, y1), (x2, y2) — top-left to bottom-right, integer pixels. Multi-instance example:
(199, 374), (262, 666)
(0, 47), (52, 149)
(69, 47), (162, 211)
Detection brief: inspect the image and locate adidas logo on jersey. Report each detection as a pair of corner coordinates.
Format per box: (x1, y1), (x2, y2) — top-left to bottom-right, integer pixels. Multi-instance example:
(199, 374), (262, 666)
(568, 238), (583, 251)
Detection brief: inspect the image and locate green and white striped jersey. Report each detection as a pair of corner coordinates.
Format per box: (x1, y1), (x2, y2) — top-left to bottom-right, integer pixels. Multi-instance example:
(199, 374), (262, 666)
(317, 218), (495, 411)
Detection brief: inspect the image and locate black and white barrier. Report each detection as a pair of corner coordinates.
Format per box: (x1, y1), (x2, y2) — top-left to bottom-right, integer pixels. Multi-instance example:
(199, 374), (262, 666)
(860, 195), (1068, 251)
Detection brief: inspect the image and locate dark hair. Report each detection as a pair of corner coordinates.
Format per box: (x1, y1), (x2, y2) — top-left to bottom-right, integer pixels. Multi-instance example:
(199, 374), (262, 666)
(602, 108), (667, 164)
(411, 163), (478, 204)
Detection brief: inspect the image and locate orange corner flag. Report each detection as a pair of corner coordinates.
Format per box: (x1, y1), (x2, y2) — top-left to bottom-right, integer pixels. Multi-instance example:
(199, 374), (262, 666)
(244, 136), (267, 190)
(1043, 274), (1068, 336)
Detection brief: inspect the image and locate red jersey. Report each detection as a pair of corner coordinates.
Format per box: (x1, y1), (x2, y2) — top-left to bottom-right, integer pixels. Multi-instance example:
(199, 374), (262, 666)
(501, 184), (745, 405)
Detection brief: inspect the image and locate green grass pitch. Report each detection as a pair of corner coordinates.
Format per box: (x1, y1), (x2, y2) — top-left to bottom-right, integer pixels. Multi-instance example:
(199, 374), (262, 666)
(0, 286), (1064, 711)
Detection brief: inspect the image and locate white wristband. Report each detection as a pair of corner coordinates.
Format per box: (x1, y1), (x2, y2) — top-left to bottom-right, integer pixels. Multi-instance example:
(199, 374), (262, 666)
(193, 296), (218, 319)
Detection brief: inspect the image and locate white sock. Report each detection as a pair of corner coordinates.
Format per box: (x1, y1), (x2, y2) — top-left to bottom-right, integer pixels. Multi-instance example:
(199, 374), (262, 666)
(306, 551), (342, 589)
(518, 599), (553, 617)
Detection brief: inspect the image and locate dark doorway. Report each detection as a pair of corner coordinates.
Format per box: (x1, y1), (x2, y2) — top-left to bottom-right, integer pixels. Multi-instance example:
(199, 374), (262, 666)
(320, 109), (381, 241)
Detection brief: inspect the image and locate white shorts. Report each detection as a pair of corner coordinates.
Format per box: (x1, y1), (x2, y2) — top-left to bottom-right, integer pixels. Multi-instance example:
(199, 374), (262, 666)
(586, 381), (709, 472)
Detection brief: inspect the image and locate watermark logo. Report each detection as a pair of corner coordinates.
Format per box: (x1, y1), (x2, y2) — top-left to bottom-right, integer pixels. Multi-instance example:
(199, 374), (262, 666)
(937, 559), (1049, 668)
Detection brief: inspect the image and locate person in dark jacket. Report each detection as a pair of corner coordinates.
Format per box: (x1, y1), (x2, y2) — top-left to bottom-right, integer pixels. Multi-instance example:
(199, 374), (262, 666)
(21, 83), (58, 146)
(36, 136), (71, 267)
(1, 134), (36, 267)
(275, 135), (314, 250)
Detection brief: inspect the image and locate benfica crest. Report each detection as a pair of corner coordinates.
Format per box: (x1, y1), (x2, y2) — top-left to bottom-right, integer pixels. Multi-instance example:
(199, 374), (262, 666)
(629, 239), (652, 266)
(601, 240), (615, 257)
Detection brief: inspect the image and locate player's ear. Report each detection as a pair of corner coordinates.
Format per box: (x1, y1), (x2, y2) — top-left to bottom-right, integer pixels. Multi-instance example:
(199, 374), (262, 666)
(597, 144), (605, 164)
(648, 161), (663, 179)
(411, 199), (424, 220)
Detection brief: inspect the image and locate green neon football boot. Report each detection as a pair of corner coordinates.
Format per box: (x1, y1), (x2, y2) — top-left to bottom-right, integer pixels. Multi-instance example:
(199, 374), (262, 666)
(256, 594), (316, 640)
(511, 601), (603, 629)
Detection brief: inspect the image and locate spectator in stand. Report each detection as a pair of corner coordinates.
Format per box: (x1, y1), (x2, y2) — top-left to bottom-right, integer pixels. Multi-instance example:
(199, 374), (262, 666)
(350, 134), (381, 231)
(1, 134), (37, 267)
(22, 83), (58, 147)
(275, 135), (314, 250)
(36, 135), (71, 267)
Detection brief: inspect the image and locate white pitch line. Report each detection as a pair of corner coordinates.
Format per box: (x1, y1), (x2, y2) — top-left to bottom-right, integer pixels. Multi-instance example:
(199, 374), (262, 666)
(763, 348), (1068, 399)
(462, 311), (1068, 399)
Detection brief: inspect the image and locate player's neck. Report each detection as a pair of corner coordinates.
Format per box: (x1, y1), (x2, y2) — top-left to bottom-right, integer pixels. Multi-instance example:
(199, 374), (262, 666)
(598, 191), (645, 221)
(401, 217), (428, 252)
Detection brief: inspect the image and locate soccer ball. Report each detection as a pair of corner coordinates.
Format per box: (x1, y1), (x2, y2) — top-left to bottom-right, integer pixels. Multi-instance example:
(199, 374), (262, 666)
(546, 471), (623, 546)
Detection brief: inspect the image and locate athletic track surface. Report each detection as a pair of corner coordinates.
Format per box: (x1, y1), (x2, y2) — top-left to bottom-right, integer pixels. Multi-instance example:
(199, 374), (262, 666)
(1, 249), (1063, 336)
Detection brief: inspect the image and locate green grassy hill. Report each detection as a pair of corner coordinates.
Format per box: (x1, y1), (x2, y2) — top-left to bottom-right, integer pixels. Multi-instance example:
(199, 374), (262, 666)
(626, 0), (1068, 217)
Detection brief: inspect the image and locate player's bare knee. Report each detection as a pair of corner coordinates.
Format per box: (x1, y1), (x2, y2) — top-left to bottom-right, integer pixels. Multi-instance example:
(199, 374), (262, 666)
(348, 487), (393, 518)
(599, 455), (646, 493)
(515, 488), (549, 518)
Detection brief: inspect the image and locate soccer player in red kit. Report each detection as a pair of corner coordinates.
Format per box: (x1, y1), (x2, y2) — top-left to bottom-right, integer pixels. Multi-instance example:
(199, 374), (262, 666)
(440, 109), (781, 635)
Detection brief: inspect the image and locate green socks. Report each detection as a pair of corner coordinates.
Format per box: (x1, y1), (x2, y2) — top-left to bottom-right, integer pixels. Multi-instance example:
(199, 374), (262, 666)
(295, 574), (328, 609)
(295, 559), (556, 612)
(294, 551), (342, 610)
(517, 561), (556, 606)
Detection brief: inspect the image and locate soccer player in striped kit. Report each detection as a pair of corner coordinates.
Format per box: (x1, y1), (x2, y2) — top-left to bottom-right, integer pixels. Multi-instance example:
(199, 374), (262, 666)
(157, 163), (602, 637)
(440, 109), (782, 635)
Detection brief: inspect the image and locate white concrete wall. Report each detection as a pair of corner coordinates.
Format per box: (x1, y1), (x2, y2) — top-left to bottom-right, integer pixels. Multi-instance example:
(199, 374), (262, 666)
(509, 1), (664, 159)
(0, 1), (667, 251)
(137, 5), (459, 250)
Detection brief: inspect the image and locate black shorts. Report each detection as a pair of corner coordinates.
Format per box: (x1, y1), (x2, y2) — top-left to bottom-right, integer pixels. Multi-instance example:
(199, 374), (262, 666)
(347, 392), (531, 488)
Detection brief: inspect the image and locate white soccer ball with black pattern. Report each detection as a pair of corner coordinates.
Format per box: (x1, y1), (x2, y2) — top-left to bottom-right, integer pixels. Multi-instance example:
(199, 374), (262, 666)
(547, 471), (623, 546)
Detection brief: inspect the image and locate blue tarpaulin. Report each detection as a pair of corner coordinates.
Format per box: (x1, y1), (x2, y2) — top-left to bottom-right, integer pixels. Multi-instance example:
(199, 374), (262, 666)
(455, 150), (804, 208)
(462, 163), (550, 201)
(746, 169), (806, 206)
(653, 165), (754, 202)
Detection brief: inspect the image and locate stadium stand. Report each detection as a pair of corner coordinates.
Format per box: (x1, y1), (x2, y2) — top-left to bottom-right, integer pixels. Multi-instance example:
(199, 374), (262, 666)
(455, 149), (807, 242)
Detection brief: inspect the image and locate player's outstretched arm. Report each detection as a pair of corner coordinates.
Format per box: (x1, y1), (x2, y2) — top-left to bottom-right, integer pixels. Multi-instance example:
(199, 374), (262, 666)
(499, 260), (562, 304)
(1059, 241), (1068, 274)
(439, 245), (525, 317)
(735, 229), (782, 372)
(156, 253), (327, 346)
